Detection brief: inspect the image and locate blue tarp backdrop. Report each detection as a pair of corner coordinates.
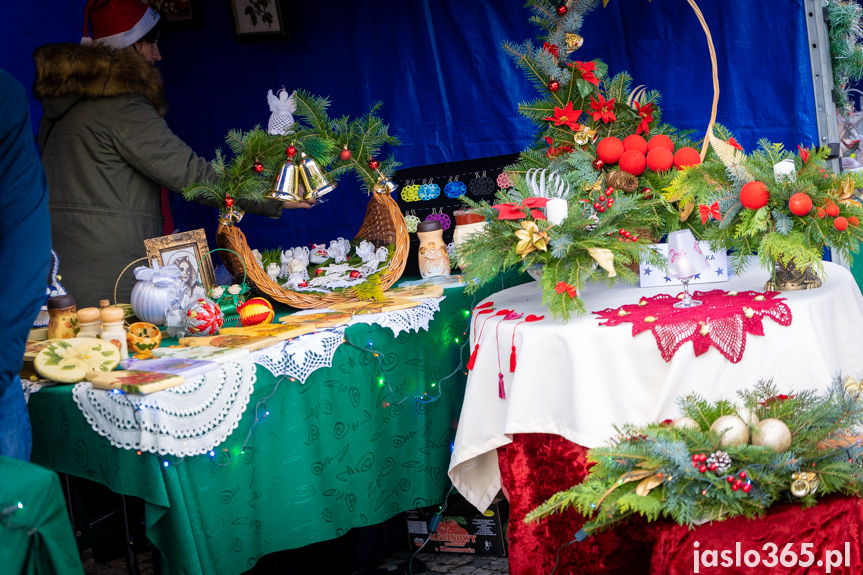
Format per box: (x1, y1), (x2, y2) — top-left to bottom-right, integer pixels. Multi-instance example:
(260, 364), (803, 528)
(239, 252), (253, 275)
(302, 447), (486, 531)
(1, 0), (818, 255)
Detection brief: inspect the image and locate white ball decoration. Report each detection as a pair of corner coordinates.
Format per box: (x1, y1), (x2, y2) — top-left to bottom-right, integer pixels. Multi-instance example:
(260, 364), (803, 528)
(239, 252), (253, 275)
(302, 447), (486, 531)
(752, 418), (792, 453)
(710, 415), (749, 447)
(736, 405), (760, 426)
(672, 416), (699, 430)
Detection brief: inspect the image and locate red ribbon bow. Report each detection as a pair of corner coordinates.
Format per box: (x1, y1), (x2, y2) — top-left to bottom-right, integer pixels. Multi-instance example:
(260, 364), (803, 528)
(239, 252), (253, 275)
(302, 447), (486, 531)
(554, 281), (578, 298)
(699, 201), (721, 224)
(728, 137), (743, 151)
(542, 42), (560, 58)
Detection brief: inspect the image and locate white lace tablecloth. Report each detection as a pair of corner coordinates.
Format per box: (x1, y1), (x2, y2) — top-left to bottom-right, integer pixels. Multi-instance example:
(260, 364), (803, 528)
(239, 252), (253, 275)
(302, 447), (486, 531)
(72, 357), (257, 457)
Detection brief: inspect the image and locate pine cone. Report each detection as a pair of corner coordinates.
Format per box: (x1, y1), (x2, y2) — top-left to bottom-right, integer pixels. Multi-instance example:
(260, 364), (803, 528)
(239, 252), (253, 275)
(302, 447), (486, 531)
(606, 170), (639, 192)
(706, 450), (732, 474)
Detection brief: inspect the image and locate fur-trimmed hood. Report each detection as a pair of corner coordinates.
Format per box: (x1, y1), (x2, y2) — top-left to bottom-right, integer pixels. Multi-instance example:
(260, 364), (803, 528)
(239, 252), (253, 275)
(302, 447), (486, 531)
(33, 43), (167, 118)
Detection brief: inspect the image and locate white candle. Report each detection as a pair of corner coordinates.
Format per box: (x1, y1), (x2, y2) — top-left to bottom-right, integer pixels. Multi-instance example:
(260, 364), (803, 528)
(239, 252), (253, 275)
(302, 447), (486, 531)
(545, 198), (568, 225)
(773, 158), (796, 183)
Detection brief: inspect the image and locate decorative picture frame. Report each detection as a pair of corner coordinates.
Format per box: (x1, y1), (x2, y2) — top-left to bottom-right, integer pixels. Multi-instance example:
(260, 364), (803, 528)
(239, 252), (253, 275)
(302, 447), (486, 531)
(145, 0), (204, 30)
(229, 0), (291, 42)
(144, 229), (215, 297)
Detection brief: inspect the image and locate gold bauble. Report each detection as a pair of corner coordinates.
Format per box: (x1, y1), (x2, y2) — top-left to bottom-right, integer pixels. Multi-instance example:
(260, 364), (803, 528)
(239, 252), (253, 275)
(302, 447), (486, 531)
(736, 405), (760, 426)
(710, 415), (749, 447)
(672, 416), (699, 430)
(790, 479), (810, 497)
(752, 418), (792, 453)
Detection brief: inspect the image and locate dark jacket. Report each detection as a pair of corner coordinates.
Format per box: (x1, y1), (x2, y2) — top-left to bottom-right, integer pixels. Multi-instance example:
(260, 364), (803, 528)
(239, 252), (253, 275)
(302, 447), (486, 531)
(33, 43), (282, 307)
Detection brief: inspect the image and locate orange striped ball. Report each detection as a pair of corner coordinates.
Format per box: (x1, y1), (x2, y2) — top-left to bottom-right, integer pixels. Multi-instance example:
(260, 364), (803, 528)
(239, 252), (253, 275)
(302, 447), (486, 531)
(238, 297), (274, 327)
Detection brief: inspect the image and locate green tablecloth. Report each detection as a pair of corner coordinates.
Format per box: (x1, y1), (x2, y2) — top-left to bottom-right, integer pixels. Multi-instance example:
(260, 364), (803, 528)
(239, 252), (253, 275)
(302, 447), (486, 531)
(0, 455), (84, 575)
(27, 276), (525, 575)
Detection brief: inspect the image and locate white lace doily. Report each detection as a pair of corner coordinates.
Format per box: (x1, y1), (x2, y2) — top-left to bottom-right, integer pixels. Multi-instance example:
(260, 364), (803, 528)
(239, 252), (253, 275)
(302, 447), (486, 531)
(254, 329), (347, 384)
(71, 357), (257, 457)
(295, 296), (445, 337)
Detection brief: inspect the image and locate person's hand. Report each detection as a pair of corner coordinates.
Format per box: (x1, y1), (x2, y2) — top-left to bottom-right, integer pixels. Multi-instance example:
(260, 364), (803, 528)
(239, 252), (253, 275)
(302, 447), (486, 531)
(282, 199), (315, 209)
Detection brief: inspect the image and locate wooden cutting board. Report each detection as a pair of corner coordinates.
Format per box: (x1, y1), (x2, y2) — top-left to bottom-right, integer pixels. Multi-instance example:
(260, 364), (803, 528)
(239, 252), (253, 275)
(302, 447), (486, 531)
(329, 297), (421, 315)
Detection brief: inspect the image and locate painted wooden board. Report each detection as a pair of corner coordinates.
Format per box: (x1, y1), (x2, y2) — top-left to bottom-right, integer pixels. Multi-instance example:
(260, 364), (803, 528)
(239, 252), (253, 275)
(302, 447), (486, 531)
(329, 297), (421, 315)
(152, 345), (250, 364)
(385, 285), (445, 300)
(277, 311), (353, 329)
(87, 370), (184, 394)
(219, 323), (317, 341)
(178, 335), (280, 351)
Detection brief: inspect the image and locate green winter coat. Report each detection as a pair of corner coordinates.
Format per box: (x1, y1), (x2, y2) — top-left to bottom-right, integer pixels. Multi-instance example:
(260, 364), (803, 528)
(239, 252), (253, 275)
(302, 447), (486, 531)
(33, 43), (283, 308)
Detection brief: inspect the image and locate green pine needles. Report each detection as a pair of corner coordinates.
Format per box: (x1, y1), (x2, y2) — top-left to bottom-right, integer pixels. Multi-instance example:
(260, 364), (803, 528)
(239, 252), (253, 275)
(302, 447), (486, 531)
(526, 379), (863, 537)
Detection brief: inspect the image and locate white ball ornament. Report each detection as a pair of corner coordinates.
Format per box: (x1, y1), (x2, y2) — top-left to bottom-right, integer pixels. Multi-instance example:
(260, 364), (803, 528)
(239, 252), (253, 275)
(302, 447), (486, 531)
(710, 415), (749, 447)
(672, 416), (699, 430)
(752, 418), (792, 453)
(736, 405), (760, 426)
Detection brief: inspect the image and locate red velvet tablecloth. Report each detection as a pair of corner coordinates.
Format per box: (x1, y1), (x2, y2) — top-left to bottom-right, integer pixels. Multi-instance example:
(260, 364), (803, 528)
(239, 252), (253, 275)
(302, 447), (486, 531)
(498, 434), (863, 575)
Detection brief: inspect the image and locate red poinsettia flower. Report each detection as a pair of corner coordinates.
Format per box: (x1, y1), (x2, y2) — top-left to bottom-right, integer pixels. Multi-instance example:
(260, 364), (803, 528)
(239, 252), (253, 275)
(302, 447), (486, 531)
(570, 61), (599, 86)
(660, 419), (674, 427)
(589, 94), (616, 123)
(545, 136), (573, 158)
(759, 393), (796, 406)
(728, 137), (743, 151)
(554, 281), (578, 298)
(542, 42), (560, 58)
(523, 197), (549, 219)
(798, 145), (810, 164)
(544, 101), (583, 131)
(493, 202), (527, 220)
(633, 101), (654, 136)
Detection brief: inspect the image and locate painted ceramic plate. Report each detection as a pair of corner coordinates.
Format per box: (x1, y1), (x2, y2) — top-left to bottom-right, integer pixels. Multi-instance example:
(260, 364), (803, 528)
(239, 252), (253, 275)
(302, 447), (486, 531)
(34, 337), (121, 383)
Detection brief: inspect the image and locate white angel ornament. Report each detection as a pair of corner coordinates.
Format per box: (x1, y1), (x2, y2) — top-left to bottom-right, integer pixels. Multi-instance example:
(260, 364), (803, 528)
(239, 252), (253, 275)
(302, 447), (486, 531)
(327, 237), (352, 264)
(267, 88), (296, 136)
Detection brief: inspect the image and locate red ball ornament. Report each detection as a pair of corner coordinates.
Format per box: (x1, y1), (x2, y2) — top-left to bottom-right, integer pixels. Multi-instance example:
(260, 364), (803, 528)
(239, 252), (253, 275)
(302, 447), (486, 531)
(286, 145), (297, 158)
(349, 270), (361, 279)
(368, 159), (380, 170)
(647, 134), (675, 153)
(642, 187), (652, 199)
(673, 147), (702, 169)
(726, 476), (735, 484)
(619, 149), (646, 176)
(596, 137), (624, 165)
(253, 161), (264, 173)
(835, 216), (849, 231)
(224, 196), (235, 208)
(339, 148), (352, 161)
(731, 483), (740, 491)
(631, 236), (638, 242)
(556, 3), (567, 15)
(817, 208), (827, 219)
(826, 203), (840, 217)
(850, 216), (860, 227)
(788, 192), (812, 216)
(592, 158), (605, 170)
(739, 471), (747, 479)
(646, 147), (674, 172)
(739, 181), (770, 210)
(548, 80), (560, 92)
(698, 465), (707, 473)
(622, 134), (648, 155)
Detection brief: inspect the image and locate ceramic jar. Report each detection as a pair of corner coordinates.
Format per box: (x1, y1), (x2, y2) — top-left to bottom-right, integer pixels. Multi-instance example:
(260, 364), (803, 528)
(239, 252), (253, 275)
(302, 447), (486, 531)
(76, 307), (102, 338)
(99, 306), (128, 359)
(130, 261), (182, 326)
(47, 294), (78, 339)
(416, 220), (451, 279)
(451, 209), (487, 270)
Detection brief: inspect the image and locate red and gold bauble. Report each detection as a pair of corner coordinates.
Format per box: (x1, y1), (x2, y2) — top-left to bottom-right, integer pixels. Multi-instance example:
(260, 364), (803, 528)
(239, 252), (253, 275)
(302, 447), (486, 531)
(368, 159), (380, 170)
(788, 192), (812, 216)
(548, 80), (560, 92)
(622, 134), (648, 155)
(340, 147), (352, 161)
(835, 216), (849, 231)
(646, 147), (674, 172)
(186, 299), (224, 336)
(619, 149), (646, 176)
(286, 145), (297, 158)
(238, 297), (274, 327)
(673, 147), (702, 169)
(596, 137), (624, 165)
(739, 181), (770, 210)
(647, 134), (674, 153)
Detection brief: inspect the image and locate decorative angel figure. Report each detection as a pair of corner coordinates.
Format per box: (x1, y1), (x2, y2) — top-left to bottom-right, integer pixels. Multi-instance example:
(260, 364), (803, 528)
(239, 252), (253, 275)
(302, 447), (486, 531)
(279, 248), (293, 277)
(327, 237), (351, 264)
(267, 88), (296, 135)
(266, 262), (280, 283)
(286, 247), (310, 285)
(251, 249), (264, 269)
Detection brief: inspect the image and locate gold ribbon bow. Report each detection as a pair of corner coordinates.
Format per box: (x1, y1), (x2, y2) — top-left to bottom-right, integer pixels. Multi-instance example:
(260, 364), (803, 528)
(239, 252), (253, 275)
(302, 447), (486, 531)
(514, 221), (550, 257)
(844, 376), (863, 399)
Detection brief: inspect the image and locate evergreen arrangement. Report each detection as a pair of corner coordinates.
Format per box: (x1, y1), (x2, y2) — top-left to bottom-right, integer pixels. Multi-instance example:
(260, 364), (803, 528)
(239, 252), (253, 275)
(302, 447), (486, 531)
(526, 379), (863, 537)
(827, 0), (863, 115)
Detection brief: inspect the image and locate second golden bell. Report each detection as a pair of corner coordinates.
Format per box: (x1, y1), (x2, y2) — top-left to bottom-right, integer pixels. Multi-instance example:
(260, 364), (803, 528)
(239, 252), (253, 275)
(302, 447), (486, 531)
(298, 152), (336, 200)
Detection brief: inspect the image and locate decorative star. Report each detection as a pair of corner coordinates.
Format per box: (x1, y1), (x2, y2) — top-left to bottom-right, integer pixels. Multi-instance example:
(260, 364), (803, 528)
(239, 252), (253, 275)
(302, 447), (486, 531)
(664, 276), (672, 283)
(716, 267), (724, 276)
(644, 267), (652, 276)
(693, 274), (701, 280)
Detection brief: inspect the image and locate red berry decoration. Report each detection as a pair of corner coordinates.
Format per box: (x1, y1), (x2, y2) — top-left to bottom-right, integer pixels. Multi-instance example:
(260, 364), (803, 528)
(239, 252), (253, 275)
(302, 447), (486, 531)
(224, 196), (235, 208)
(592, 158), (605, 170)
(631, 236), (638, 241)
(253, 161), (264, 173)
(548, 80), (560, 92)
(698, 464), (707, 473)
(286, 145), (297, 158)
(349, 270), (361, 279)
(556, 3), (567, 15)
(788, 192), (812, 216)
(593, 202), (602, 210)
(826, 203), (840, 217)
(596, 137), (624, 165)
(739, 471), (747, 479)
(619, 149), (647, 176)
(726, 476), (735, 484)
(622, 134), (648, 154)
(709, 463), (717, 472)
(646, 147), (674, 172)
(835, 216), (849, 231)
(339, 147), (352, 161)
(732, 483), (740, 491)
(647, 134), (675, 153)
(739, 181), (770, 210)
(368, 159), (380, 170)
(742, 484), (752, 493)
(673, 146), (702, 169)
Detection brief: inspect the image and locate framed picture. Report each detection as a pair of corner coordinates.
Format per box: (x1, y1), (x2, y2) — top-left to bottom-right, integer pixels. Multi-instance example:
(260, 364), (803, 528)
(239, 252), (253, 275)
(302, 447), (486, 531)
(146, 0), (204, 29)
(144, 229), (215, 297)
(229, 0), (291, 42)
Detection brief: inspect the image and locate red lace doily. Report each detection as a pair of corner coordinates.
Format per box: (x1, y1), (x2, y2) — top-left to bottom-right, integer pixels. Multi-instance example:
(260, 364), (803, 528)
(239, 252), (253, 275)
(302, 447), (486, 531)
(593, 290), (793, 363)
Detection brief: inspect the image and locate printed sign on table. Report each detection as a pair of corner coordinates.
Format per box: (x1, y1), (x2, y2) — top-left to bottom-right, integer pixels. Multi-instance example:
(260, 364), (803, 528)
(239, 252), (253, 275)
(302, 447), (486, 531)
(639, 242), (729, 287)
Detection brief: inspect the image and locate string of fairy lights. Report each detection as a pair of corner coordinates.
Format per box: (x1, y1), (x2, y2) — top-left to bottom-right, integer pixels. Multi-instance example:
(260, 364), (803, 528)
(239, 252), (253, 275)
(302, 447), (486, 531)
(117, 275), (507, 468)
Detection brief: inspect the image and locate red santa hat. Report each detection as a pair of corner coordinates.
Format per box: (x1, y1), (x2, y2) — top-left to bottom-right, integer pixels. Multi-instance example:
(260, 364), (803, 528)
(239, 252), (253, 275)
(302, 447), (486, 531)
(81, 0), (161, 49)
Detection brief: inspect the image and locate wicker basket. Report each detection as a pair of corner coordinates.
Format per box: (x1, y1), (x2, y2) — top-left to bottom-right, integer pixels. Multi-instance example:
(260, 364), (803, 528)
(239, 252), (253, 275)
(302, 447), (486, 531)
(217, 188), (409, 309)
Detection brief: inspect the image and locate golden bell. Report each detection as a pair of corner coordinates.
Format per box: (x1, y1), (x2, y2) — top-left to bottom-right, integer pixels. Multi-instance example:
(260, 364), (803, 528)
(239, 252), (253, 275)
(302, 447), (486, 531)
(373, 175), (398, 195)
(269, 160), (302, 202)
(298, 152), (337, 200)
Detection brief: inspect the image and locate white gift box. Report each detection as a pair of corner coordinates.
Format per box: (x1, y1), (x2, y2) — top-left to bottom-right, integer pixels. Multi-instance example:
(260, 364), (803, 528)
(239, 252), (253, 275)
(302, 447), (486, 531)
(639, 242), (729, 287)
